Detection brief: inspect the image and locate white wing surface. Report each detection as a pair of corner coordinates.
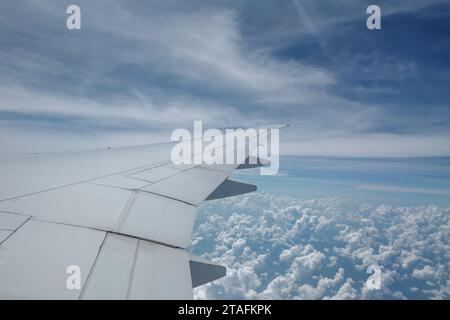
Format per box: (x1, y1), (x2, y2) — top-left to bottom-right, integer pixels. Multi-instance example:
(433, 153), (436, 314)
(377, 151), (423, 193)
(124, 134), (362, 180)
(0, 127), (285, 299)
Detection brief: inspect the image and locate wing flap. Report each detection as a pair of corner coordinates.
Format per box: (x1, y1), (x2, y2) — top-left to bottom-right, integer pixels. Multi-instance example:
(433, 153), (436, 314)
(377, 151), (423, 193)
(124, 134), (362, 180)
(128, 239), (193, 300)
(114, 191), (197, 248)
(127, 166), (182, 183)
(81, 234), (138, 300)
(0, 230), (13, 243)
(81, 233), (193, 300)
(0, 219), (106, 299)
(141, 166), (230, 206)
(0, 211), (29, 230)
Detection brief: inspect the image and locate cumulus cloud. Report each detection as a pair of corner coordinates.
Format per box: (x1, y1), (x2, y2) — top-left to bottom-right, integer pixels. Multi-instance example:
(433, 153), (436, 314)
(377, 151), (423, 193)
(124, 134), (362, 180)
(192, 192), (450, 299)
(330, 279), (358, 300)
(412, 266), (438, 280)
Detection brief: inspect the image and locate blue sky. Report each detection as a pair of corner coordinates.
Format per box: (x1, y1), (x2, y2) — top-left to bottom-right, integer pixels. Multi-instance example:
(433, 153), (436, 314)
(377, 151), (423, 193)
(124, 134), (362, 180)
(1, 1), (449, 205)
(233, 156), (450, 207)
(1, 0), (450, 156)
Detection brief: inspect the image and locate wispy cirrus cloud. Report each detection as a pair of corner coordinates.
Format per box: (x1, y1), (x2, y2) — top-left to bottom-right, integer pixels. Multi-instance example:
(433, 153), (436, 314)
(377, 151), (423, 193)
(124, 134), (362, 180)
(0, 0), (449, 156)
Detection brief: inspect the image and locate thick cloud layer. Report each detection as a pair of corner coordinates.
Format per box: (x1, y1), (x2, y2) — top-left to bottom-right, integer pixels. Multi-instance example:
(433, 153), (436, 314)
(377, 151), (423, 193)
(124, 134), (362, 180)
(192, 192), (450, 299)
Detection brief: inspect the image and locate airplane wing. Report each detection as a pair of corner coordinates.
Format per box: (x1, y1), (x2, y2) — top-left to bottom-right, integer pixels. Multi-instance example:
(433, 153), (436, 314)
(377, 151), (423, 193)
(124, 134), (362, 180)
(0, 126), (285, 299)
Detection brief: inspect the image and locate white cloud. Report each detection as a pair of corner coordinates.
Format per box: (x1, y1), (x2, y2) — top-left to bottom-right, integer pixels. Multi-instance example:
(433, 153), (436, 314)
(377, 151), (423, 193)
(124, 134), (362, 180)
(192, 192), (450, 299)
(330, 279), (358, 300)
(297, 268), (345, 299)
(412, 266), (438, 280)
